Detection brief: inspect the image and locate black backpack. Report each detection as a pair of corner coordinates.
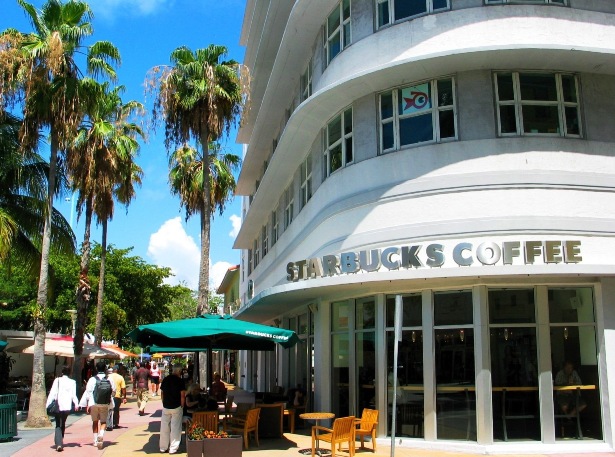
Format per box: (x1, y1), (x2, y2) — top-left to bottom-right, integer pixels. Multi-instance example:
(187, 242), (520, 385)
(93, 375), (113, 404)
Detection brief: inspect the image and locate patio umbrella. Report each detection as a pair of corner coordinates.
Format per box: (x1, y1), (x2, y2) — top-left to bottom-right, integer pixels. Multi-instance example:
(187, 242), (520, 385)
(101, 344), (138, 359)
(127, 314), (299, 385)
(12, 338), (119, 359)
(0, 341), (7, 351)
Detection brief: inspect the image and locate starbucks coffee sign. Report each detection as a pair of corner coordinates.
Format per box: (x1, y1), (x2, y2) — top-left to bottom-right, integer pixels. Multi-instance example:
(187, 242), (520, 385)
(286, 240), (582, 282)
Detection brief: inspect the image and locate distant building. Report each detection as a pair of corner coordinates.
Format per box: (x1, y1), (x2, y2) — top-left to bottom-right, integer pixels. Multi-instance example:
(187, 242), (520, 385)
(235, 1), (615, 452)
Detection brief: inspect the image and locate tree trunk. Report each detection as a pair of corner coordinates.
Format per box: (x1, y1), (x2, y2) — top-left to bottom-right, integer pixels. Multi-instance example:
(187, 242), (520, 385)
(25, 137), (58, 428)
(94, 219), (107, 347)
(196, 132), (212, 317)
(72, 197), (93, 395)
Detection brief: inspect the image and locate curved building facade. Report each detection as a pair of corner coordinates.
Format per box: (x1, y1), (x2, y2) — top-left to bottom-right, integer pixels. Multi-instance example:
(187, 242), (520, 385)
(234, 0), (615, 452)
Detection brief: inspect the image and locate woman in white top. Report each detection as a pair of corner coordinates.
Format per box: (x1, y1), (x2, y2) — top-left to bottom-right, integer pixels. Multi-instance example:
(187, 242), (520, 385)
(150, 362), (161, 396)
(46, 366), (79, 452)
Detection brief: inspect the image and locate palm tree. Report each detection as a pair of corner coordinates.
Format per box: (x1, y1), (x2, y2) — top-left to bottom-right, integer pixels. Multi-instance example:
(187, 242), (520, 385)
(0, 0), (119, 426)
(66, 79), (143, 388)
(150, 44), (248, 315)
(0, 112), (75, 273)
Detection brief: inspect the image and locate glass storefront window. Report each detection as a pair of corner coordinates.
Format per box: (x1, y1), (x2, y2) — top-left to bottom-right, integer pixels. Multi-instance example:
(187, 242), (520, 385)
(549, 287), (602, 441)
(357, 298), (376, 329)
(298, 313), (308, 335)
(434, 290), (472, 326)
(332, 300), (350, 331)
(489, 288), (539, 441)
(386, 294), (421, 327)
(331, 332), (350, 417)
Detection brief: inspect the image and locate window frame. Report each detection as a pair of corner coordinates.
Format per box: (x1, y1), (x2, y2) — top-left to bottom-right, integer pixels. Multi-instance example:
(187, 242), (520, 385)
(301, 58), (313, 102)
(300, 155), (313, 209)
(324, 107), (354, 178)
(379, 77), (457, 153)
(376, 0), (450, 29)
(271, 207), (279, 247)
(324, 0), (351, 66)
(494, 71), (581, 138)
(261, 224), (268, 258)
(284, 185), (294, 229)
(253, 239), (259, 269)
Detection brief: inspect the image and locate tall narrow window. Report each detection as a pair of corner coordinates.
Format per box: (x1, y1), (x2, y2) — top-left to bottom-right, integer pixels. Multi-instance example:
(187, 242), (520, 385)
(495, 72), (580, 137)
(247, 249), (252, 275)
(380, 77), (456, 153)
(324, 107), (353, 177)
(253, 239), (259, 269)
(300, 156), (312, 208)
(271, 207), (278, 247)
(325, 0), (351, 65)
(377, 0), (450, 29)
(261, 225), (268, 258)
(301, 58), (313, 102)
(284, 186), (294, 229)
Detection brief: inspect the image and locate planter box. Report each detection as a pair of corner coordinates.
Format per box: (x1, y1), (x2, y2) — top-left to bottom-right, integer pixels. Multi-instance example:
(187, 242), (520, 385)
(203, 435), (242, 457)
(186, 439), (203, 457)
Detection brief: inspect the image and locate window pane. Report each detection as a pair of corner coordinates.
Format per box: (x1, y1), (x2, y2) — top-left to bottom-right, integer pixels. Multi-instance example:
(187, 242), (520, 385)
(345, 137), (353, 163)
(332, 300), (349, 331)
(489, 289), (535, 324)
(395, 0), (427, 21)
(378, 0), (390, 27)
(357, 298), (376, 330)
(330, 144), (342, 173)
(357, 332), (376, 413)
(433, 0), (449, 9)
(497, 73), (515, 101)
(343, 23), (351, 47)
(499, 105), (517, 133)
(439, 109), (455, 139)
(328, 6), (340, 33)
(382, 122), (394, 150)
(549, 288), (594, 323)
(329, 32), (341, 61)
(522, 105), (559, 134)
(331, 333), (350, 417)
(343, 0), (351, 19)
(565, 106), (580, 135)
(344, 108), (353, 134)
(381, 92), (394, 119)
(561, 74), (577, 103)
(437, 79), (453, 107)
(328, 115), (342, 145)
(399, 114), (433, 145)
(386, 294), (422, 327)
(434, 291), (473, 326)
(519, 73), (557, 101)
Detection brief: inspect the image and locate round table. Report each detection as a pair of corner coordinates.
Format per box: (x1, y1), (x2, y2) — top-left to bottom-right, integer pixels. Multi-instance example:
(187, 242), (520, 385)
(298, 413), (335, 456)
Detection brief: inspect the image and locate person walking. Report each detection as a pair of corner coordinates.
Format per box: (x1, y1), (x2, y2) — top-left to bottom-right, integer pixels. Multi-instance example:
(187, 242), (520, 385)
(134, 361), (150, 416)
(107, 365), (127, 430)
(79, 361), (115, 449)
(46, 366), (79, 452)
(150, 361), (161, 396)
(131, 361), (140, 397)
(159, 364), (186, 454)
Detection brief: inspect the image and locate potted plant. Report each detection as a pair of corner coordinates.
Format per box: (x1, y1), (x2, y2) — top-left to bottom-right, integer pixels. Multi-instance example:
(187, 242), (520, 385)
(186, 424), (242, 457)
(186, 422), (205, 457)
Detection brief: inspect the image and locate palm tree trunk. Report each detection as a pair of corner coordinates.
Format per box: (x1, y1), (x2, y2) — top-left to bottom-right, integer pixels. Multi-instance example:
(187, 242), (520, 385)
(94, 219), (107, 347)
(196, 133), (212, 317)
(73, 197), (93, 395)
(25, 137), (58, 428)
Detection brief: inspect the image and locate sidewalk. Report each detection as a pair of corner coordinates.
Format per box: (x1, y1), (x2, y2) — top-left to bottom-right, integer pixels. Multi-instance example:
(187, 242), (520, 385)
(3, 386), (615, 457)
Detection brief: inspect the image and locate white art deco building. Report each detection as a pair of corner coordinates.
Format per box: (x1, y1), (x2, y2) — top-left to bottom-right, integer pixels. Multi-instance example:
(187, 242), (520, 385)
(233, 0), (615, 452)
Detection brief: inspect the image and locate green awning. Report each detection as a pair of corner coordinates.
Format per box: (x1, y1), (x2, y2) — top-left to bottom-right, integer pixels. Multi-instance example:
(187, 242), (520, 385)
(0, 341), (7, 351)
(127, 314), (299, 352)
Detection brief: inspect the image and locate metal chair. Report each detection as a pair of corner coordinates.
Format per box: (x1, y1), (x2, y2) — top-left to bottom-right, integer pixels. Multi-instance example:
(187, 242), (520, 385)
(355, 409), (378, 452)
(312, 415), (355, 457)
(223, 407), (261, 449)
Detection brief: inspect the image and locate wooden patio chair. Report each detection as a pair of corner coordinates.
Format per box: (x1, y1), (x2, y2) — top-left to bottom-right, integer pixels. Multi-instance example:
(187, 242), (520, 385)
(312, 415), (355, 457)
(223, 407), (261, 449)
(191, 411), (219, 432)
(355, 408), (379, 452)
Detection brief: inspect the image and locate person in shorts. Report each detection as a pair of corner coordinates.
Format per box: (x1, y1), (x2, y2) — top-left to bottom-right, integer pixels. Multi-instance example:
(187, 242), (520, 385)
(79, 361), (115, 449)
(150, 362), (160, 396)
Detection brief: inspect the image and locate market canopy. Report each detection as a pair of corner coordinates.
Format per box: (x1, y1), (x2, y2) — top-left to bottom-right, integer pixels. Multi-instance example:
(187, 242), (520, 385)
(10, 337), (119, 359)
(127, 314), (299, 352)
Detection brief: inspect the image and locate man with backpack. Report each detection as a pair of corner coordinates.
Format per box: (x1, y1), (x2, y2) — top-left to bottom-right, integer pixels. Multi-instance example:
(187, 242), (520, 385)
(79, 361), (115, 450)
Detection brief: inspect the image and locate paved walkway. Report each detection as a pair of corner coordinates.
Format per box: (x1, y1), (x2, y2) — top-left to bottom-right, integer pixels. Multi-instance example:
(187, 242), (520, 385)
(2, 386), (615, 457)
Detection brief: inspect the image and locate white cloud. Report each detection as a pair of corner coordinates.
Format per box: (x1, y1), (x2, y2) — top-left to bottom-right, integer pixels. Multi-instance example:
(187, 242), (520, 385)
(229, 214), (241, 238)
(92, 0), (172, 19)
(210, 261), (233, 291)
(147, 217), (199, 289)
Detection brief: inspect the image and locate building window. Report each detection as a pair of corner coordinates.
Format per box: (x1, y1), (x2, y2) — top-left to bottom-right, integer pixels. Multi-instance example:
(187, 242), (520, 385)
(253, 239), (259, 269)
(380, 77), (456, 152)
(486, 0), (565, 4)
(495, 72), (580, 137)
(301, 58), (313, 102)
(284, 186), (294, 229)
(324, 107), (353, 177)
(300, 156), (312, 209)
(325, 0), (351, 65)
(261, 225), (268, 258)
(247, 249), (252, 275)
(271, 207), (279, 247)
(377, 0), (450, 29)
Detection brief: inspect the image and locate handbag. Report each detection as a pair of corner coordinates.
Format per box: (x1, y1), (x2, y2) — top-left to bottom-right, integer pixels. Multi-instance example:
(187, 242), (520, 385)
(47, 399), (60, 415)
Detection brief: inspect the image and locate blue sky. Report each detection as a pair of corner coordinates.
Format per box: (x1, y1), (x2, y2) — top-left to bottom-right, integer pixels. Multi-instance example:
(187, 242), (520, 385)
(1, 0), (247, 291)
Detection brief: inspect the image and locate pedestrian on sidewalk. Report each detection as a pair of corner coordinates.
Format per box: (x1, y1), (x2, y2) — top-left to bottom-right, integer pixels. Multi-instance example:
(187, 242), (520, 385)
(135, 361), (150, 416)
(159, 363), (186, 454)
(150, 362), (161, 396)
(79, 361), (115, 450)
(46, 365), (79, 452)
(131, 362), (140, 397)
(108, 364), (127, 429)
